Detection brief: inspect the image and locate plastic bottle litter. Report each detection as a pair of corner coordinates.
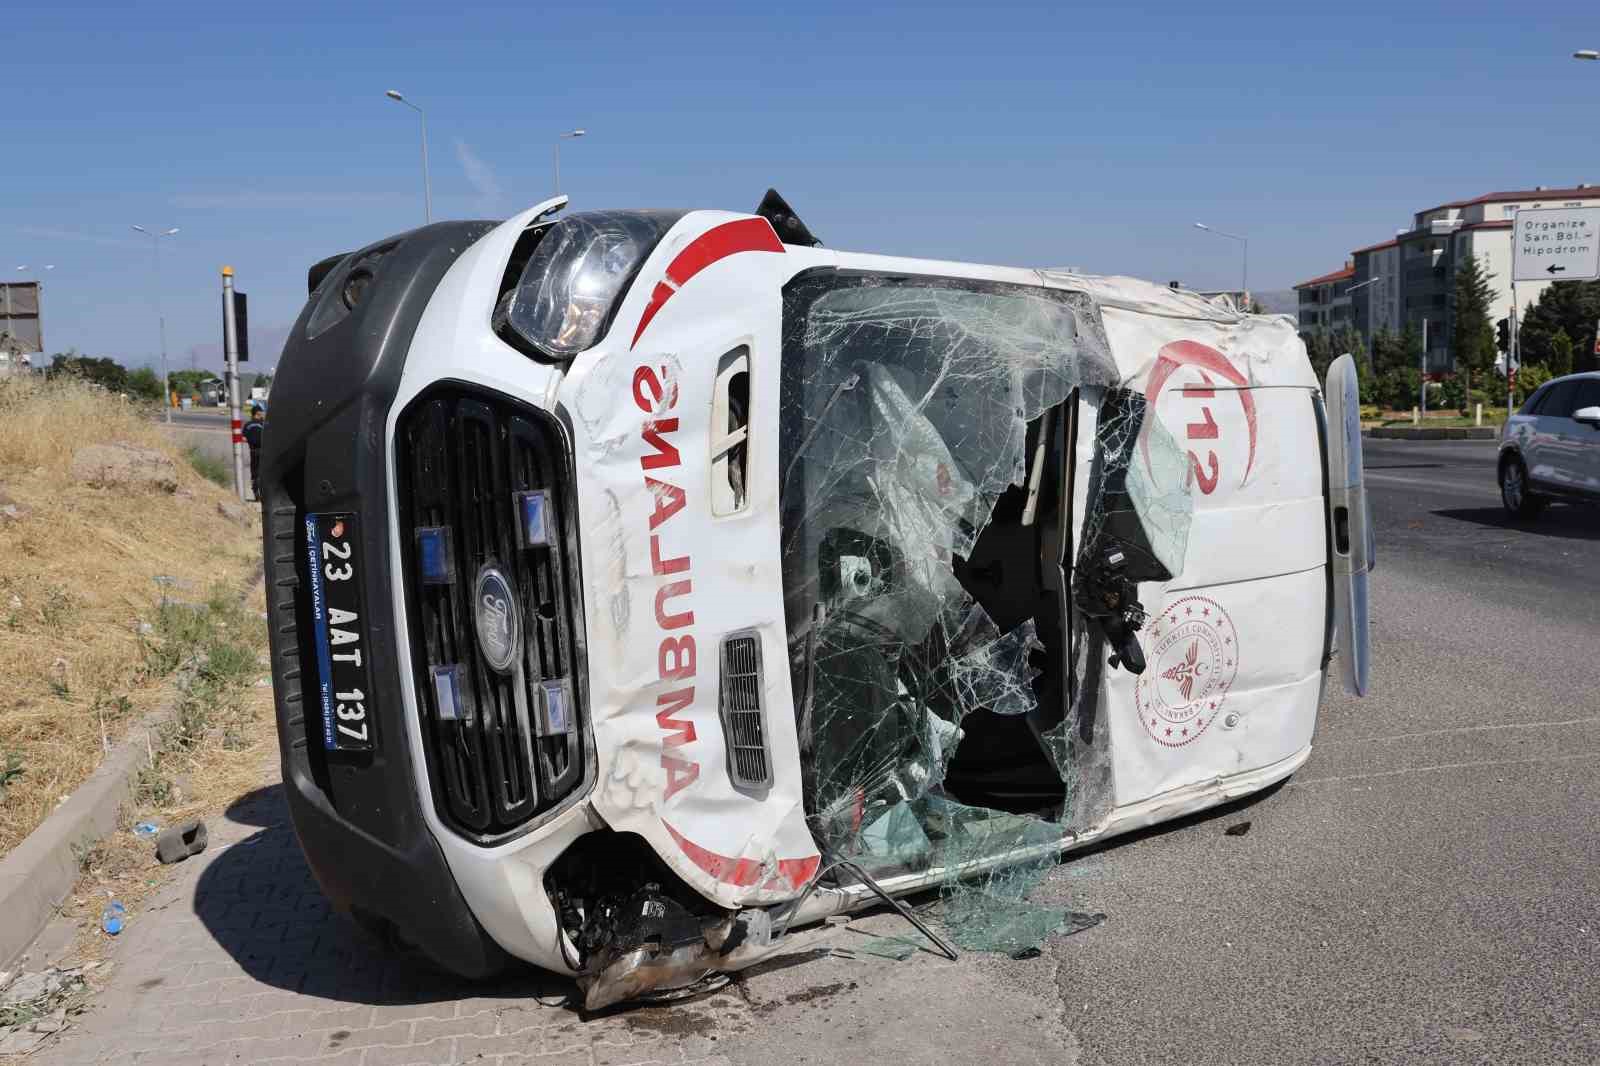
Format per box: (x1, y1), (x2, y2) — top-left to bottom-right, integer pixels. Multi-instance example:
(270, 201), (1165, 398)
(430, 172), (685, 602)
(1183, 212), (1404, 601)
(101, 901), (126, 936)
(133, 822), (160, 837)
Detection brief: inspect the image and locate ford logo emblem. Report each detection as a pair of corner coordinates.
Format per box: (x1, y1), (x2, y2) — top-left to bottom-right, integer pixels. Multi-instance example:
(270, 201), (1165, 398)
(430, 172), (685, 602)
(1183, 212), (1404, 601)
(473, 565), (521, 675)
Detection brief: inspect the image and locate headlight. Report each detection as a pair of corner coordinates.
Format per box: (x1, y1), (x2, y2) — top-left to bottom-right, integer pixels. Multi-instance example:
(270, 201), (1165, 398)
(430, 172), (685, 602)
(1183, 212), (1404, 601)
(495, 210), (684, 360)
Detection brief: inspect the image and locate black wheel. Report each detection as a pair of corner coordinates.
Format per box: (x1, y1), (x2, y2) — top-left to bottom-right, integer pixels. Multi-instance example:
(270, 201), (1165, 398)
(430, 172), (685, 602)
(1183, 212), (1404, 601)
(1499, 456), (1544, 519)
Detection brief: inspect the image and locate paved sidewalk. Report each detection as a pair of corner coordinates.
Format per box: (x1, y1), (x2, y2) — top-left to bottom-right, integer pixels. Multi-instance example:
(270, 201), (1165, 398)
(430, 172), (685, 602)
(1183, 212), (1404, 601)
(29, 768), (1076, 1066)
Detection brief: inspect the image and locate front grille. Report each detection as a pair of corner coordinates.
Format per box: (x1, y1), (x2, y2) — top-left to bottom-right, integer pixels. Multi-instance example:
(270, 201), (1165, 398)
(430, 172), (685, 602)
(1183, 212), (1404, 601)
(719, 632), (771, 789)
(399, 390), (585, 840)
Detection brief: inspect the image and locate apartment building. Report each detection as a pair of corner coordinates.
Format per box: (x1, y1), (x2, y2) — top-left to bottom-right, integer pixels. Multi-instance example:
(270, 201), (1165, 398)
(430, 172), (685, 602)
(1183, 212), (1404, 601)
(1350, 238), (1401, 342)
(1343, 185), (1600, 372)
(1294, 263), (1354, 334)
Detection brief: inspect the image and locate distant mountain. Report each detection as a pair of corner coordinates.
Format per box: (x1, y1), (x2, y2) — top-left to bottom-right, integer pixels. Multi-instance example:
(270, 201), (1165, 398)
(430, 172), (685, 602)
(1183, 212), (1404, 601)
(1251, 289), (1297, 317)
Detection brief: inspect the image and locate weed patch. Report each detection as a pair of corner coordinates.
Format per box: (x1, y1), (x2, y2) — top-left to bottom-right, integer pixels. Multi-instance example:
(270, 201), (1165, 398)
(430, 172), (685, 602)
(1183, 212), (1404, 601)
(128, 584), (266, 808)
(183, 445), (232, 487)
(0, 750), (24, 802)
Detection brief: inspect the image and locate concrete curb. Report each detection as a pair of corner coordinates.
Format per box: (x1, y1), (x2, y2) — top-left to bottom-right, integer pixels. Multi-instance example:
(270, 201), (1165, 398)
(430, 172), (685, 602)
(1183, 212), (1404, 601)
(0, 707), (175, 970)
(1364, 426), (1499, 440)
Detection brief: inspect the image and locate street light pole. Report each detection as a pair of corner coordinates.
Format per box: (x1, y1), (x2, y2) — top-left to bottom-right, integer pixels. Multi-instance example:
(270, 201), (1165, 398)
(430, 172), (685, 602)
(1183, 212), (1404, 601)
(1420, 317), (1429, 418)
(132, 225), (179, 423)
(553, 129), (586, 195)
(1346, 276), (1384, 374)
(385, 90), (432, 224)
(1194, 222), (1248, 300)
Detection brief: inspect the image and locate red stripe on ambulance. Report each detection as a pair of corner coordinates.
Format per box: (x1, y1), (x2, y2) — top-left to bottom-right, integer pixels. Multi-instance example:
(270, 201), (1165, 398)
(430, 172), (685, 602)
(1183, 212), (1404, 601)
(630, 218), (784, 348)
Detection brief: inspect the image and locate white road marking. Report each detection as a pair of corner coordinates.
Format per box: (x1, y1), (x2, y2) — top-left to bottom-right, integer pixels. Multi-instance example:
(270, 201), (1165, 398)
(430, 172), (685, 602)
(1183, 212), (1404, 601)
(1293, 750), (1600, 785)
(1364, 471), (1496, 496)
(1335, 716), (1600, 745)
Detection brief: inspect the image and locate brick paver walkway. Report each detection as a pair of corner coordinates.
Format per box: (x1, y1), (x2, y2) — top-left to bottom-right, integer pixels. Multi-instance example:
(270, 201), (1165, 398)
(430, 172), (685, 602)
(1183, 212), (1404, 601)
(31, 777), (736, 1066)
(27, 757), (1076, 1066)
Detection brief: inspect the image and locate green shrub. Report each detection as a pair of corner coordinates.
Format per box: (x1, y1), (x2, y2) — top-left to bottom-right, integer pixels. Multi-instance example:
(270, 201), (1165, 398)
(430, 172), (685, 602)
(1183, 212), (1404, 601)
(1380, 368), (1421, 411)
(1439, 375), (1465, 411)
(0, 750), (24, 803)
(1512, 364), (1553, 406)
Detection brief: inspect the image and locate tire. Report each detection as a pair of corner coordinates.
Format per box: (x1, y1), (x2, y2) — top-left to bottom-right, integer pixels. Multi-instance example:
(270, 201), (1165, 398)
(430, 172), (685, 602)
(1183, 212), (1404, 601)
(1499, 456), (1544, 519)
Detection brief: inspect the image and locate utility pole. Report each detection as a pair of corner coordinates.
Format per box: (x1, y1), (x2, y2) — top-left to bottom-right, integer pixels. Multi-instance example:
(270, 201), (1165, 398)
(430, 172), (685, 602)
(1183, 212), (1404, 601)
(553, 129), (586, 195)
(1509, 284), (1519, 415)
(1420, 317), (1429, 418)
(222, 266), (246, 501)
(132, 225), (179, 422)
(385, 90), (432, 224)
(1194, 222), (1248, 301)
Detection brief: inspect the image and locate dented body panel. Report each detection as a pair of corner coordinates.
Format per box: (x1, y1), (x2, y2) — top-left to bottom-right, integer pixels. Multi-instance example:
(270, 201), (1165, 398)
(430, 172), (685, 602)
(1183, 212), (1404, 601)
(266, 198), (1367, 1000)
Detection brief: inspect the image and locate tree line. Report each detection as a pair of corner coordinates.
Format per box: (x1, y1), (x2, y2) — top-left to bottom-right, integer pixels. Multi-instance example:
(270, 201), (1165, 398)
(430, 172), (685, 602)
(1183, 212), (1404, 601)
(45, 351), (168, 400)
(43, 354), (266, 404)
(1300, 260), (1599, 412)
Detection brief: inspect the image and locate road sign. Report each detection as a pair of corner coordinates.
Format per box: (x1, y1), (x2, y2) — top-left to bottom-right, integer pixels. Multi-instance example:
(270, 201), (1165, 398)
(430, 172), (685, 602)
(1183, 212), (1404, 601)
(1512, 206), (1600, 282)
(0, 282), (43, 357)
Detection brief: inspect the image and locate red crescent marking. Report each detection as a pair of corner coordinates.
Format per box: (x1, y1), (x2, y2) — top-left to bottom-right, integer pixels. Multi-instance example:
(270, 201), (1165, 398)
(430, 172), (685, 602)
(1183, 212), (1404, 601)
(631, 218), (785, 348)
(662, 820), (819, 892)
(1140, 340), (1257, 485)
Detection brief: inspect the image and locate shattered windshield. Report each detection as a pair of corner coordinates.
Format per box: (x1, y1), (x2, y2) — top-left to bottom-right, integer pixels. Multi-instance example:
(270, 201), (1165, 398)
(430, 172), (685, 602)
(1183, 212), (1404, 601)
(777, 270), (1193, 955)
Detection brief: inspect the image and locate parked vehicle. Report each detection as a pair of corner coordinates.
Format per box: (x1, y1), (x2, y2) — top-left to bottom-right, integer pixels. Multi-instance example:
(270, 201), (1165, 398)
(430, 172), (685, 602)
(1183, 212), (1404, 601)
(1499, 370), (1600, 517)
(261, 192), (1371, 1008)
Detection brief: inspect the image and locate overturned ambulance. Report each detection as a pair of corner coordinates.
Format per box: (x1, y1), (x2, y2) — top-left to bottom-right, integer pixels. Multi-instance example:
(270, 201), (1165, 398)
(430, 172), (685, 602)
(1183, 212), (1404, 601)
(261, 192), (1371, 1009)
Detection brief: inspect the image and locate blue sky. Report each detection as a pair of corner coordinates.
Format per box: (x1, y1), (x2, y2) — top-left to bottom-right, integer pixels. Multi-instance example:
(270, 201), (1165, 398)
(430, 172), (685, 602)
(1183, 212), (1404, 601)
(5, 1), (1599, 371)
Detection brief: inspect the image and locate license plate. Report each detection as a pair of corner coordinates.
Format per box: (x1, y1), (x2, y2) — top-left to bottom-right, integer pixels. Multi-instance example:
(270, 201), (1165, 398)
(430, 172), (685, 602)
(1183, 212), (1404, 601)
(305, 513), (375, 752)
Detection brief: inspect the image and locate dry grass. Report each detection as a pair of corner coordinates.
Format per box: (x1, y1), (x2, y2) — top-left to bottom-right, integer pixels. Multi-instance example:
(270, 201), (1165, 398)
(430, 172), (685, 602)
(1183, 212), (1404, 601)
(0, 376), (264, 855)
(50, 581), (280, 971)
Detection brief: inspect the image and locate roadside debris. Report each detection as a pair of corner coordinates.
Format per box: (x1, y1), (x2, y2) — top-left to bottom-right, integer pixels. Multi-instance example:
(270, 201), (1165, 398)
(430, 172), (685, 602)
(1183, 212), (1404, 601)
(1225, 821), (1252, 837)
(1061, 911), (1106, 936)
(851, 933), (921, 961)
(132, 821), (160, 837)
(100, 900), (126, 935)
(155, 819), (208, 864)
(0, 965), (93, 1055)
(0, 485), (28, 523)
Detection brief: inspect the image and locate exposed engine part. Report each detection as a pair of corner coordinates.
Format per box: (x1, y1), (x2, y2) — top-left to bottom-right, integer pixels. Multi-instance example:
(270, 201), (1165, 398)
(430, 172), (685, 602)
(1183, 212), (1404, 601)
(547, 831), (815, 1010)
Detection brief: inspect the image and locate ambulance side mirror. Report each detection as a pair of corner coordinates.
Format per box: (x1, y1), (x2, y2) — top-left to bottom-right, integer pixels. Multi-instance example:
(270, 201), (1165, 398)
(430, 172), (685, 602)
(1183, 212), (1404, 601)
(1323, 354), (1371, 697)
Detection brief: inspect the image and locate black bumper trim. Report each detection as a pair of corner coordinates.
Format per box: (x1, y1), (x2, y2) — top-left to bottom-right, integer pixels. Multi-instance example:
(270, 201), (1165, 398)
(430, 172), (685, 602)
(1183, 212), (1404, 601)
(261, 220), (512, 978)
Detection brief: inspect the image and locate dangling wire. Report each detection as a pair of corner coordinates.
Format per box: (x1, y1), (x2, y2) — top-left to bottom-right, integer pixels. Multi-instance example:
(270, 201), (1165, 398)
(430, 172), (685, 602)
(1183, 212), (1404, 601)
(771, 855), (958, 961)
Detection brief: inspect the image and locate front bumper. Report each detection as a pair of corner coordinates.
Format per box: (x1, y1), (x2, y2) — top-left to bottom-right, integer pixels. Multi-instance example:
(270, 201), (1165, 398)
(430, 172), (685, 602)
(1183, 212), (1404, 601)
(261, 221), (518, 978)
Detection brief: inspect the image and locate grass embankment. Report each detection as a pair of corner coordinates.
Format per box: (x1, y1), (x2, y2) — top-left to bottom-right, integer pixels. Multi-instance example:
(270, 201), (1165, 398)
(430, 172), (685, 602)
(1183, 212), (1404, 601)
(0, 377), (269, 856)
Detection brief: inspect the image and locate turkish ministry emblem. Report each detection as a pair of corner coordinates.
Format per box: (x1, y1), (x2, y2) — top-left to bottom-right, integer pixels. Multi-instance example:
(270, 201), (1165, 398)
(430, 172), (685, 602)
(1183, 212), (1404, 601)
(1135, 594), (1239, 747)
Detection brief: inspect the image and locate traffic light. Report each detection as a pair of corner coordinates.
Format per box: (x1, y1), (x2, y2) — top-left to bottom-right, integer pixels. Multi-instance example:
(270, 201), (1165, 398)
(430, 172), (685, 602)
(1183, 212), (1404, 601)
(1496, 317), (1510, 352)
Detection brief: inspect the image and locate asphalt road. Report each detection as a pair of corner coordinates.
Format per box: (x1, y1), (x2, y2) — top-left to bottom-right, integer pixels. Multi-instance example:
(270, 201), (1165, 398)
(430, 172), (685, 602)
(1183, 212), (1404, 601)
(1022, 436), (1600, 1064)
(1362, 438), (1598, 623)
(165, 407), (231, 429)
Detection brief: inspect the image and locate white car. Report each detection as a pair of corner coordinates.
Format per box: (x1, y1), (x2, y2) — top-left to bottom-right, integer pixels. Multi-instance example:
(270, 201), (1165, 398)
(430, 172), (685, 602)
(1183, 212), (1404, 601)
(261, 192), (1371, 1009)
(1499, 370), (1600, 517)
